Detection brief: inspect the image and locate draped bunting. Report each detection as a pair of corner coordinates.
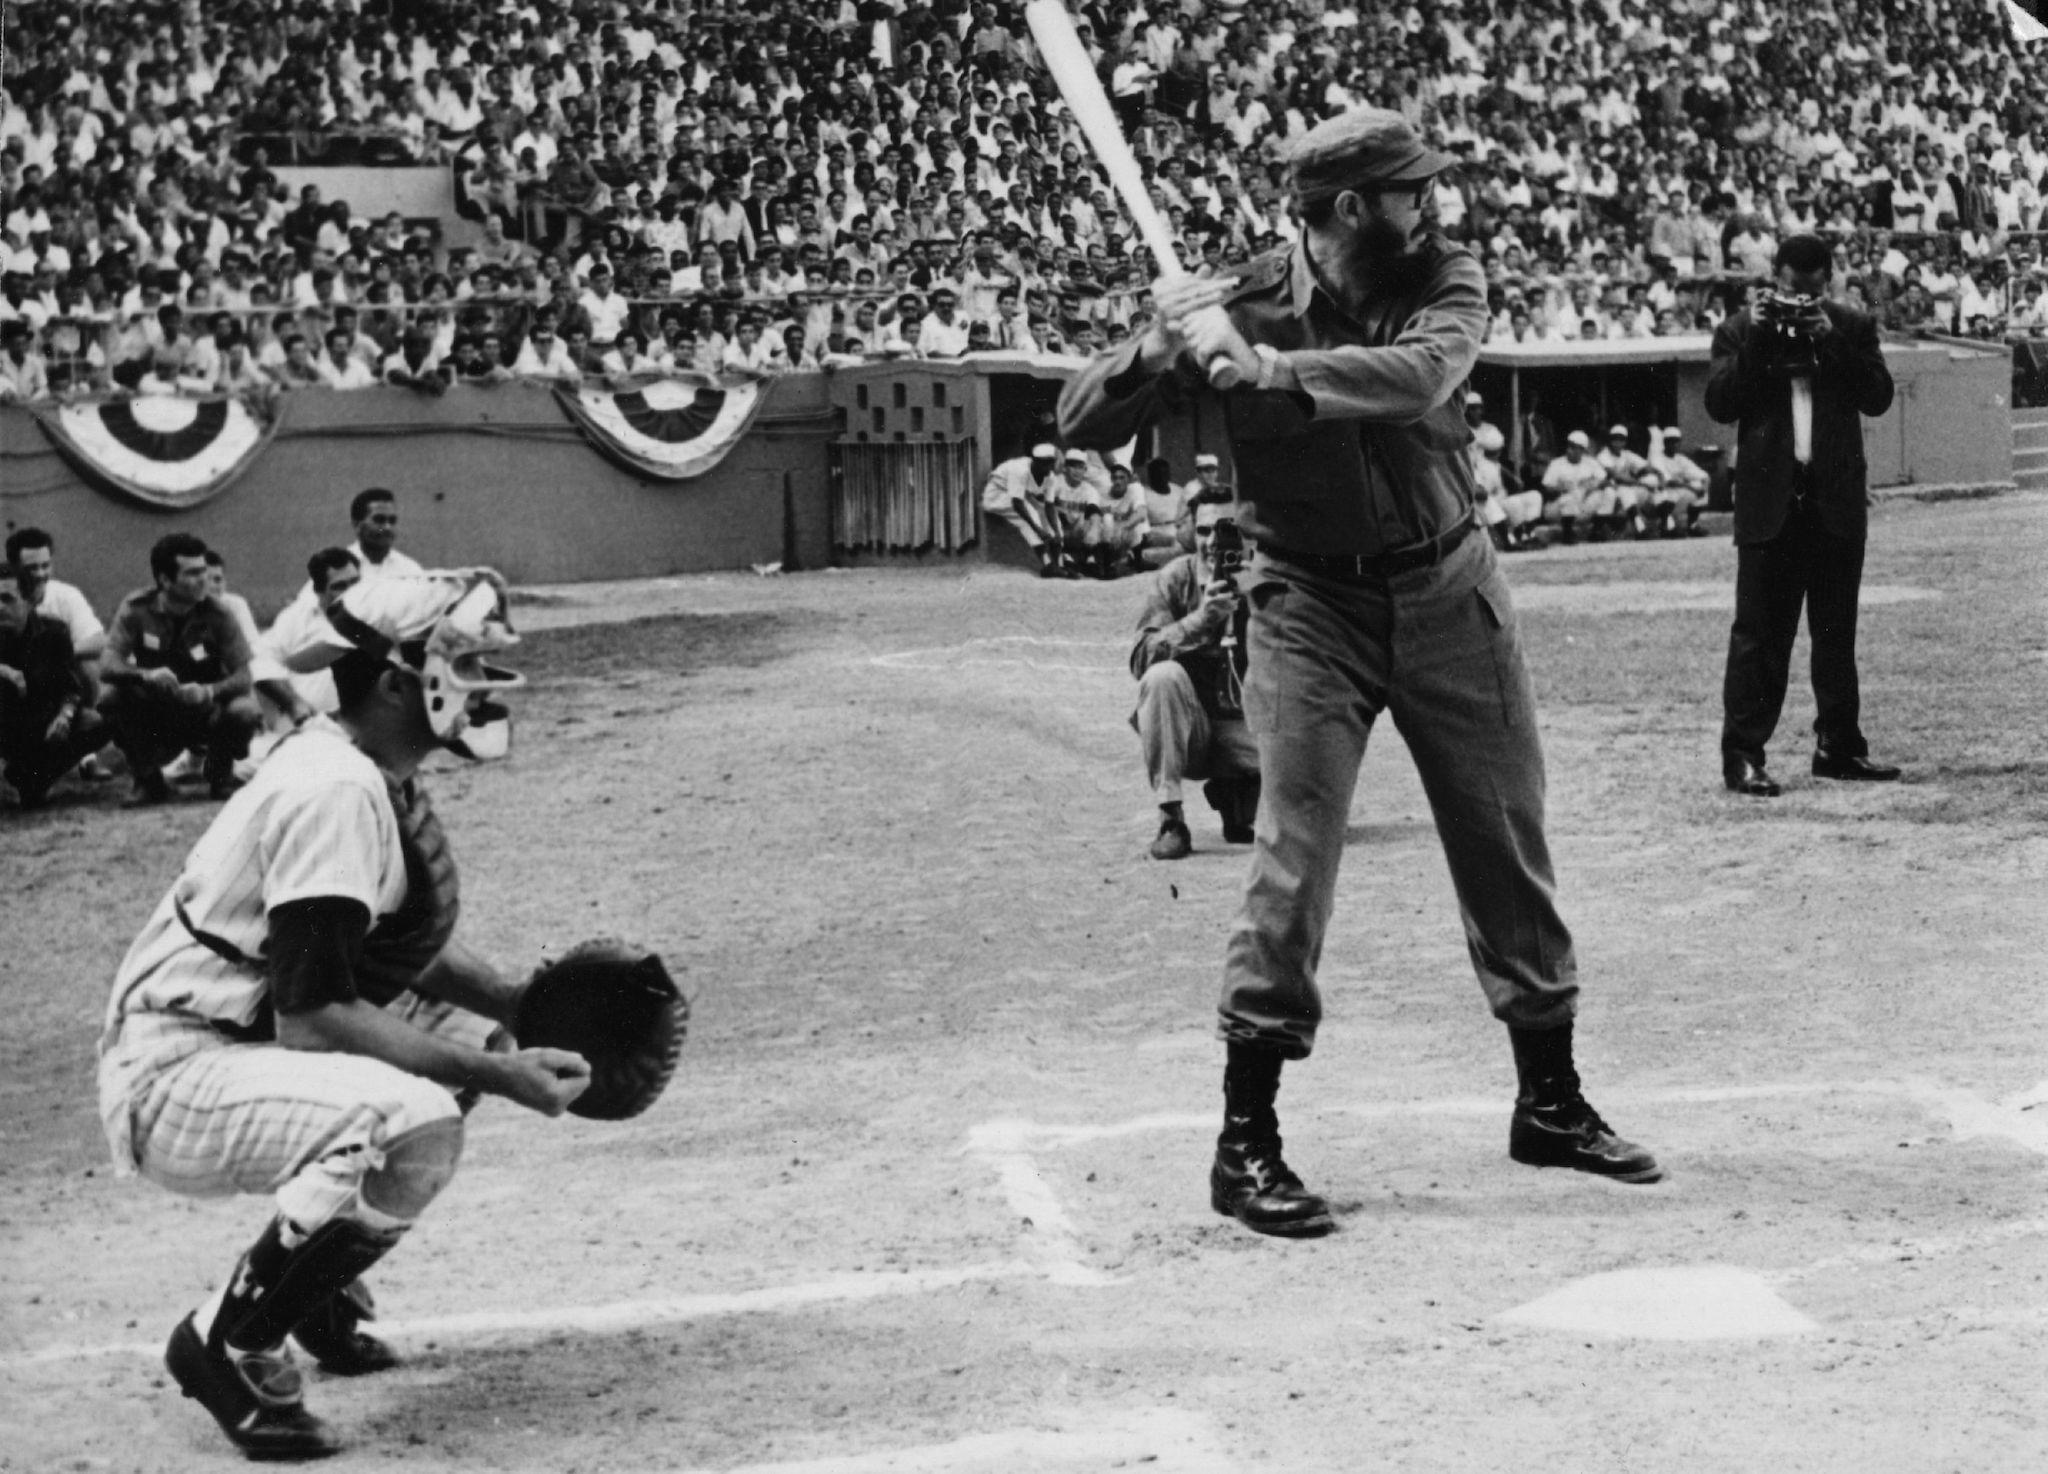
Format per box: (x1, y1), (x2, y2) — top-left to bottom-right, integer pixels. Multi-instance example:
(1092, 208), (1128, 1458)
(554, 374), (767, 481)
(35, 394), (277, 510)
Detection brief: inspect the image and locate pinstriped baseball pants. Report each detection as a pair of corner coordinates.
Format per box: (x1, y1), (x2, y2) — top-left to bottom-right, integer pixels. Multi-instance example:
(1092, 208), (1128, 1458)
(98, 999), (494, 1215)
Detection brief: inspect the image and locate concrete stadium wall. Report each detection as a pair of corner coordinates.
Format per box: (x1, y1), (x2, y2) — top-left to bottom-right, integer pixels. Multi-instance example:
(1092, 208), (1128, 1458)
(0, 380), (838, 620)
(271, 167), (480, 250)
(1865, 340), (2015, 488)
(0, 343), (2012, 620)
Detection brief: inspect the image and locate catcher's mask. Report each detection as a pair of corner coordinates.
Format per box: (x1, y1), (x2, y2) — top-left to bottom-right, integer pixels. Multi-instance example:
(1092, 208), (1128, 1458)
(290, 570), (527, 760)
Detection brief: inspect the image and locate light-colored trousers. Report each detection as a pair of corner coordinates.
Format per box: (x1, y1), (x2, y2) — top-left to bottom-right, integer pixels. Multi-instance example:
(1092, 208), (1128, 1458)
(1134, 661), (1259, 804)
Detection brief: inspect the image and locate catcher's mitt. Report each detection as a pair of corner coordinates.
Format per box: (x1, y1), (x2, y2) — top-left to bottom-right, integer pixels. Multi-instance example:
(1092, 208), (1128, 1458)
(514, 940), (686, 1120)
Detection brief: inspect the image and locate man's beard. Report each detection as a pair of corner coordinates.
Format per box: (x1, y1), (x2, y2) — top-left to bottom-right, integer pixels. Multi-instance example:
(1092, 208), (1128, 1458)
(1348, 214), (1431, 293)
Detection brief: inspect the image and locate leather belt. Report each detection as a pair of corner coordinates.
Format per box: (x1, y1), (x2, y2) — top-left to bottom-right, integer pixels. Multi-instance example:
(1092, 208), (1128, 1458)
(1263, 514), (1477, 580)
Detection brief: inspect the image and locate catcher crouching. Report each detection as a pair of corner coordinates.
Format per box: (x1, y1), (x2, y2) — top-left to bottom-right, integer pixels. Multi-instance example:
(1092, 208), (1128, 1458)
(95, 570), (684, 1461)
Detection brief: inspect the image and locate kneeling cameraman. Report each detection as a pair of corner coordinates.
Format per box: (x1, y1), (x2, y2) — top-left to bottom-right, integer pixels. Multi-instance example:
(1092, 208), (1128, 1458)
(1131, 487), (1260, 860)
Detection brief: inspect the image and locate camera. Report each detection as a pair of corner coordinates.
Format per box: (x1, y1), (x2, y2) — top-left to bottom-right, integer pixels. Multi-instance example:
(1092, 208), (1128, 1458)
(1754, 290), (1822, 378)
(1208, 516), (1247, 578)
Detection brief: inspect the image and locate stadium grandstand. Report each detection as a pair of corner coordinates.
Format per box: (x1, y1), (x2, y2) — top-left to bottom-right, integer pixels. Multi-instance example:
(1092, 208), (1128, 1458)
(3, 0), (2047, 408)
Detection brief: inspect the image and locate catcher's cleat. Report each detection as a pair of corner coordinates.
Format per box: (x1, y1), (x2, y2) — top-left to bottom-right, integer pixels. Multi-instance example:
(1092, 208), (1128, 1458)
(1509, 1094), (1664, 1183)
(290, 1280), (399, 1377)
(166, 1314), (342, 1461)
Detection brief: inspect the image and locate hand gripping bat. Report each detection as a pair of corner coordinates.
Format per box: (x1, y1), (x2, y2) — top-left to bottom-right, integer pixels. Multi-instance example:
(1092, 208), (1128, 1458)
(1026, 0), (1244, 388)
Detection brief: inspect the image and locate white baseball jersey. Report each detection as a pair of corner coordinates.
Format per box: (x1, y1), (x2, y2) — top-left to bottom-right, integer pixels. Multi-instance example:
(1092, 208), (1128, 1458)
(251, 592), (342, 711)
(283, 544), (424, 618)
(348, 544), (424, 584)
(102, 720), (407, 1037)
(98, 721), (419, 1181)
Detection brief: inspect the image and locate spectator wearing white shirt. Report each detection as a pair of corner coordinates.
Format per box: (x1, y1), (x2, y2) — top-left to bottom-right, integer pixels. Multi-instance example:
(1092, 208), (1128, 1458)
(914, 288), (971, 357)
(717, 317), (783, 374)
(313, 326), (377, 389)
(511, 313), (581, 382)
(0, 318), (51, 401)
(6, 526), (106, 711)
(577, 261), (631, 346)
(599, 327), (669, 384)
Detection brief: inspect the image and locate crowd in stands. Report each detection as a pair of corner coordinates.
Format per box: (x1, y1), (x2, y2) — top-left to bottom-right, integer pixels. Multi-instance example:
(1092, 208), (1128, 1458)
(6, 0), (2048, 407)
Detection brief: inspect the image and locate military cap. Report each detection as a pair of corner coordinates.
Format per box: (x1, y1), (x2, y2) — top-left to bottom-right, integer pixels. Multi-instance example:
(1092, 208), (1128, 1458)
(1287, 108), (1452, 202)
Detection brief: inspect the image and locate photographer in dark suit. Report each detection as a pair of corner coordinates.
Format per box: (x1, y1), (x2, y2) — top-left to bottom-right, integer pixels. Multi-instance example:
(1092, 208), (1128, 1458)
(1130, 487), (1261, 861)
(1707, 234), (1899, 797)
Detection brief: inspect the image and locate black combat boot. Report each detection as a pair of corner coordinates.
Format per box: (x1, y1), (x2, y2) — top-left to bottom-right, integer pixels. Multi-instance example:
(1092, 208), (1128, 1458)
(1210, 1043), (1334, 1237)
(1507, 1024), (1663, 1183)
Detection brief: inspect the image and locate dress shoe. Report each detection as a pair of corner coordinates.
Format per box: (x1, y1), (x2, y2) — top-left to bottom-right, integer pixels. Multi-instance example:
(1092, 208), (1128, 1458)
(1722, 758), (1780, 797)
(1211, 1134), (1334, 1237)
(1149, 815), (1192, 861)
(1509, 1094), (1664, 1183)
(1813, 750), (1900, 782)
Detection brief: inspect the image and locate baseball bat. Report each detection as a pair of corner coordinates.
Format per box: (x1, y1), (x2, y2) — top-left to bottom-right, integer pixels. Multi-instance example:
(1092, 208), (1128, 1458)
(1025, 0), (1243, 388)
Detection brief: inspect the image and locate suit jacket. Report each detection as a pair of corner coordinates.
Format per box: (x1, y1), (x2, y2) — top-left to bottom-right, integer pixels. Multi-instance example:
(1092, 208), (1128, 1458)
(1704, 300), (1894, 546)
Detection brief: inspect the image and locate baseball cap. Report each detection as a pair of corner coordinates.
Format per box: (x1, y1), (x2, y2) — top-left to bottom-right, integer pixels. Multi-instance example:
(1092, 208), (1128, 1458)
(1608, 424), (1629, 439)
(1062, 448), (1089, 465)
(1662, 426), (1684, 441)
(1194, 453), (1220, 469)
(1031, 441), (1057, 458)
(1566, 430), (1591, 448)
(1286, 107), (1452, 201)
(1464, 391), (1485, 406)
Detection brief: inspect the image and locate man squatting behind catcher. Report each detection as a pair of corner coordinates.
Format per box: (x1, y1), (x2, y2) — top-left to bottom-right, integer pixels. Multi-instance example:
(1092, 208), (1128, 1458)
(1062, 105), (1663, 1239)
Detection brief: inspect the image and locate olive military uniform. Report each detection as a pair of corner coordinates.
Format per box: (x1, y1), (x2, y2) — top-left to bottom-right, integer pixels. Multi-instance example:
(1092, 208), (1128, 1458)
(1057, 106), (1660, 1236)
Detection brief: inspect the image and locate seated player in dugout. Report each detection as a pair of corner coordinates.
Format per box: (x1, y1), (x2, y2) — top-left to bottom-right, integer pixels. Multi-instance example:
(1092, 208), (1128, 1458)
(980, 440), (1072, 576)
(97, 570), (589, 1460)
(1131, 487), (1261, 860)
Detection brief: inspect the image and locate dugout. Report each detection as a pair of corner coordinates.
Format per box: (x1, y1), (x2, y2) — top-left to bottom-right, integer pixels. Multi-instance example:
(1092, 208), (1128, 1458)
(1470, 335), (2014, 494)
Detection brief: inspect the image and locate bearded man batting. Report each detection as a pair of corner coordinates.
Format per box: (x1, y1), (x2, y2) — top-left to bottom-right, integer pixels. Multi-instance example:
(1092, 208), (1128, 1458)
(98, 571), (681, 1459)
(1059, 108), (1663, 1239)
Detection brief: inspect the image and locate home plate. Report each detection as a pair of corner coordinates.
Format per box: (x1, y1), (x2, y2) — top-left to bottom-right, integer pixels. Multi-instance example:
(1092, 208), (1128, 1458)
(670, 1408), (1237, 1473)
(1498, 1266), (1818, 1340)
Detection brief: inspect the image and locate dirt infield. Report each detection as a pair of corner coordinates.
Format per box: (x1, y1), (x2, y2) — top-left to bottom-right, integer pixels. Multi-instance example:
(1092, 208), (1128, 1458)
(4, 493), (2045, 1473)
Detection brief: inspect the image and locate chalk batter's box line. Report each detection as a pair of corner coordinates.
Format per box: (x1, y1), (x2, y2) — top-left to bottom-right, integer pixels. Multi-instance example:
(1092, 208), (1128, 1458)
(968, 1076), (2048, 1285)
(12, 1077), (2041, 1369)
